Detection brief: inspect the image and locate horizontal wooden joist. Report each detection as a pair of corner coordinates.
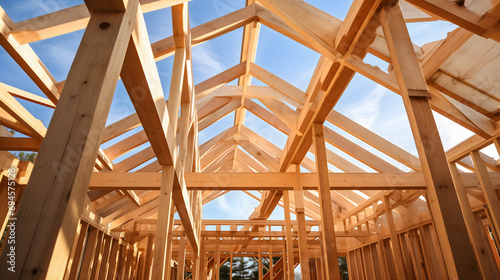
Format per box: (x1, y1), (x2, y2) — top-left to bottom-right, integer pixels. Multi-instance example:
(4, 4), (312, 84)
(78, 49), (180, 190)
(133, 219), (322, 226)
(80, 171), (500, 190)
(127, 230), (368, 238)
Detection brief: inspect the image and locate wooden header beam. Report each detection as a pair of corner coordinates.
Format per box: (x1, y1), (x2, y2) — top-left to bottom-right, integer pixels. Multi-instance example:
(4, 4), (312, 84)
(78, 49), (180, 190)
(78, 171), (500, 190)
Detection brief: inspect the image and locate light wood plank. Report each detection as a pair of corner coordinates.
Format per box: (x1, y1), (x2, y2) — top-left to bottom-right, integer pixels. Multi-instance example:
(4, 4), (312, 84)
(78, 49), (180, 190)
(0, 2), (140, 278)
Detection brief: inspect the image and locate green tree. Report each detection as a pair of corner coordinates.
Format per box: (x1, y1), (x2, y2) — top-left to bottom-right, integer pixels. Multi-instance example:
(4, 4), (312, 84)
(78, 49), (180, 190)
(220, 260), (231, 279)
(339, 256), (349, 280)
(15, 151), (37, 163)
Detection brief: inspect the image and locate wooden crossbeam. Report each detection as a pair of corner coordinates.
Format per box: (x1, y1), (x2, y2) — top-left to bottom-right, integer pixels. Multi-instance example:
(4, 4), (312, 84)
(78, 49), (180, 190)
(152, 4), (257, 61)
(0, 137), (41, 151)
(10, 0), (190, 44)
(85, 171), (500, 190)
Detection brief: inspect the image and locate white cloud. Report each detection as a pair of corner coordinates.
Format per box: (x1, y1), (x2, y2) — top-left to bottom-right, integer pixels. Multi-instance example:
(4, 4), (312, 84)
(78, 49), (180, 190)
(342, 85), (388, 129)
(192, 43), (224, 79)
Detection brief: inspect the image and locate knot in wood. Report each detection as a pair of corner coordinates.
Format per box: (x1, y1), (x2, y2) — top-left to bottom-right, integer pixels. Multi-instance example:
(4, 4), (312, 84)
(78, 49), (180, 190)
(99, 22), (111, 29)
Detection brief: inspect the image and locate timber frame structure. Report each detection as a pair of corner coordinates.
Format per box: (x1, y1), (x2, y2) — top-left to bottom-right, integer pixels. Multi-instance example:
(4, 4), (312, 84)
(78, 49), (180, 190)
(0, 0), (500, 279)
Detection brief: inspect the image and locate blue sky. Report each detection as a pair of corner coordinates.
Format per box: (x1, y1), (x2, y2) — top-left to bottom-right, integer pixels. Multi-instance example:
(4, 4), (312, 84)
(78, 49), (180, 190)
(0, 0), (496, 221)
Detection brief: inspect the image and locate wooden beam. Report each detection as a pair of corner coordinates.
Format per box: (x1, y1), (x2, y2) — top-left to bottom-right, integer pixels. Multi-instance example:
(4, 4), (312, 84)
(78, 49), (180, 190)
(380, 4), (480, 278)
(10, 0), (189, 44)
(244, 99), (291, 135)
(290, 165), (310, 280)
(197, 86), (303, 109)
(326, 110), (421, 171)
(0, 82), (55, 109)
(429, 70), (500, 117)
(102, 113), (141, 144)
(195, 63), (246, 99)
(152, 4), (256, 61)
(258, 98), (301, 135)
(323, 126), (403, 173)
(103, 130), (148, 161)
(405, 0), (500, 42)
(84, 171), (500, 190)
(252, 6), (382, 222)
(120, 4), (198, 252)
(0, 85), (46, 141)
(249, 63), (306, 105)
(283, 190), (295, 280)
(470, 151), (500, 238)
(255, 0), (340, 60)
(312, 123), (340, 280)
(420, 28), (473, 80)
(383, 195), (407, 279)
(120, 7), (176, 166)
(177, 236), (187, 280)
(0, 7), (60, 104)
(343, 54), (496, 138)
(0, 137), (41, 151)
(450, 163), (500, 280)
(0, 1), (140, 279)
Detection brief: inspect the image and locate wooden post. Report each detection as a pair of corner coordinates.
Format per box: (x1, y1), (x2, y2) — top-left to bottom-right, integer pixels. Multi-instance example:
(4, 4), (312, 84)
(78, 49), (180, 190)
(116, 245), (127, 280)
(89, 230), (106, 279)
(215, 243), (220, 280)
(380, 4), (480, 279)
(177, 236), (187, 280)
(450, 163), (500, 279)
(152, 165), (175, 279)
(137, 252), (145, 280)
(281, 244), (287, 279)
(129, 247), (137, 279)
(107, 239), (122, 280)
(470, 151), (500, 236)
(66, 222), (90, 280)
(309, 258), (317, 280)
(283, 190), (295, 280)
(0, 1), (140, 279)
(144, 236), (155, 280)
(312, 123), (340, 280)
(269, 246), (273, 280)
(290, 164), (311, 279)
(452, 160), (500, 280)
(383, 195), (406, 279)
(165, 203), (176, 279)
(258, 246), (263, 280)
(79, 227), (100, 279)
(63, 221), (86, 280)
(98, 236), (114, 280)
(373, 215), (390, 280)
(198, 239), (206, 280)
(124, 246), (136, 279)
